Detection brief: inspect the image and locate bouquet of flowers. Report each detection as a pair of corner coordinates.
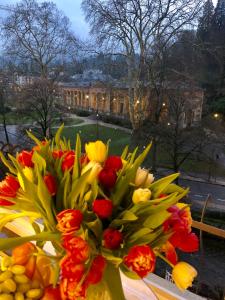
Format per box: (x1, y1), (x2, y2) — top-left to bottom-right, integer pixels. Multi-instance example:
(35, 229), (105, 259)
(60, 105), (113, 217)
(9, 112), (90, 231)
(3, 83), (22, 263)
(0, 125), (199, 300)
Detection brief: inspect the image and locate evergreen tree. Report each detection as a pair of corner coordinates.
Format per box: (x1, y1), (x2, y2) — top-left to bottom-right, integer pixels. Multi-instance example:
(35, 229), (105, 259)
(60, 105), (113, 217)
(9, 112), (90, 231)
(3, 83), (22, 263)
(212, 0), (225, 30)
(197, 0), (214, 41)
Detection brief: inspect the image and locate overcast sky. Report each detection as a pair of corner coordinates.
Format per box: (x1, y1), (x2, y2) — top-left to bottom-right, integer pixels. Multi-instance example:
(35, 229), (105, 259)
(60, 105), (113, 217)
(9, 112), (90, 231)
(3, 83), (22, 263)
(0, 0), (219, 39)
(0, 0), (89, 38)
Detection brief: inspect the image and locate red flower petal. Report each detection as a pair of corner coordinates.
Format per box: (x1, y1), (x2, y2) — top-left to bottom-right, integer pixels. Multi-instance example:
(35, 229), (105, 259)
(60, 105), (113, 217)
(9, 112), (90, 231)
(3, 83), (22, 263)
(92, 199), (113, 219)
(98, 169), (117, 189)
(170, 231), (199, 252)
(104, 156), (123, 172)
(103, 228), (123, 250)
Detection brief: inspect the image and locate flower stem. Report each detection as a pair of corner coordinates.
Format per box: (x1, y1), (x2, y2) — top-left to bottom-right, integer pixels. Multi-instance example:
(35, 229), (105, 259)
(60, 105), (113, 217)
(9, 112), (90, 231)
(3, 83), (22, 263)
(155, 251), (175, 268)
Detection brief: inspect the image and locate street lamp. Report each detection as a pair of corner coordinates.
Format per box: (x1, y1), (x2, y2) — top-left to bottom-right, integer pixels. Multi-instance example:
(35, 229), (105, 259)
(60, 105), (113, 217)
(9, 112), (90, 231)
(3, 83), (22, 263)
(214, 113), (219, 119)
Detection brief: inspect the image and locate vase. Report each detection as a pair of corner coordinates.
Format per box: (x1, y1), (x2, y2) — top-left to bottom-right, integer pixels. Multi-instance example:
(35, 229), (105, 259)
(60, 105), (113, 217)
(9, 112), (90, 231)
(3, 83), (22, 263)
(86, 263), (158, 300)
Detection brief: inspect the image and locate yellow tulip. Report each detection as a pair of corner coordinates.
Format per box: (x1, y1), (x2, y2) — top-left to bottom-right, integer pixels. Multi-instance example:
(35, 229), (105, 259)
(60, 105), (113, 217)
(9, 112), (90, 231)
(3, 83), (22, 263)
(81, 161), (102, 184)
(172, 262), (197, 290)
(85, 141), (107, 163)
(135, 168), (154, 187)
(132, 188), (151, 204)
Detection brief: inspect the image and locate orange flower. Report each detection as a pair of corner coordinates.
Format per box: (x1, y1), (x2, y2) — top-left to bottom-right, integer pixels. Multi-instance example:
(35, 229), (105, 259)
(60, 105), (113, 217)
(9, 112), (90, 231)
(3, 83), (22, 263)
(124, 245), (156, 278)
(52, 150), (65, 159)
(12, 242), (37, 265)
(41, 285), (62, 300)
(12, 243), (37, 279)
(56, 209), (83, 234)
(161, 241), (178, 265)
(33, 141), (47, 152)
(60, 255), (85, 281)
(62, 235), (90, 263)
(60, 278), (86, 300)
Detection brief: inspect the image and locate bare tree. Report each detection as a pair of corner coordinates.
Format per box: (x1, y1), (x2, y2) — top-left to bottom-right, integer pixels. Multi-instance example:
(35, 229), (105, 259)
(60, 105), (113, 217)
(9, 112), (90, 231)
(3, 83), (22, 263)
(2, 0), (76, 78)
(159, 87), (208, 174)
(82, 0), (203, 129)
(22, 78), (59, 138)
(0, 79), (11, 144)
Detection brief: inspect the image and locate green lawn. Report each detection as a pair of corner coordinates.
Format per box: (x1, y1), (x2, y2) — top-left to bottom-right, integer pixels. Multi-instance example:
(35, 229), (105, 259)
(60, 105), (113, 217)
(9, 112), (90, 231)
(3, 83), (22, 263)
(1, 112), (84, 126)
(52, 118), (84, 127)
(56, 124), (131, 155)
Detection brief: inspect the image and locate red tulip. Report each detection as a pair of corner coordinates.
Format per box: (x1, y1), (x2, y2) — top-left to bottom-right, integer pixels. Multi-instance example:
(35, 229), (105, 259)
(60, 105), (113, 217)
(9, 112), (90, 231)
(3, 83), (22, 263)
(104, 156), (123, 172)
(98, 169), (117, 189)
(0, 175), (20, 206)
(92, 199), (113, 219)
(103, 228), (123, 250)
(61, 151), (75, 172)
(44, 174), (57, 196)
(18, 150), (34, 168)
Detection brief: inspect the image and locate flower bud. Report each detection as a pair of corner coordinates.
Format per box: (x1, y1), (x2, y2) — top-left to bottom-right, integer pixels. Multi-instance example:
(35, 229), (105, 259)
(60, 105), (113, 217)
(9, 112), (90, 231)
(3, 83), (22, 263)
(132, 188), (151, 204)
(135, 168), (154, 187)
(18, 151), (34, 168)
(172, 262), (197, 290)
(44, 174), (57, 196)
(92, 199), (113, 219)
(103, 228), (123, 249)
(85, 141), (107, 163)
(98, 169), (117, 189)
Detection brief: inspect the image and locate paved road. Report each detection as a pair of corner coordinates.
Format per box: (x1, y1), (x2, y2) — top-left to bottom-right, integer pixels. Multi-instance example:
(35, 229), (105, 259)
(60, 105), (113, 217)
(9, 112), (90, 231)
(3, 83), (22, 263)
(180, 179), (225, 211)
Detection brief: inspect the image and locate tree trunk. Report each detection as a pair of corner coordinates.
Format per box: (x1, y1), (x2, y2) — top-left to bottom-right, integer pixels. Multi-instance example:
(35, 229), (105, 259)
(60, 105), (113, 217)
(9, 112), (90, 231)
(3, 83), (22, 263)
(151, 138), (157, 172)
(3, 115), (9, 144)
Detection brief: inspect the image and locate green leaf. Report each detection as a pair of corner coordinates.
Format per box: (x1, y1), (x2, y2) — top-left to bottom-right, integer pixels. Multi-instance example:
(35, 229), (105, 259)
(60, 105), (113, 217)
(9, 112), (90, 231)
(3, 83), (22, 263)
(32, 151), (46, 173)
(0, 212), (40, 231)
(143, 210), (171, 229)
(26, 130), (42, 146)
(85, 217), (102, 238)
(111, 143), (151, 207)
(72, 134), (81, 181)
(103, 262), (125, 300)
(150, 232), (173, 249)
(128, 147), (138, 164)
(101, 249), (123, 267)
(0, 152), (17, 175)
(126, 228), (152, 244)
(164, 183), (186, 194)
(0, 232), (60, 251)
(127, 228), (163, 247)
(110, 211), (137, 227)
(120, 264), (140, 280)
(69, 170), (91, 209)
(54, 124), (64, 147)
(37, 169), (56, 226)
(149, 173), (180, 198)
(121, 145), (129, 160)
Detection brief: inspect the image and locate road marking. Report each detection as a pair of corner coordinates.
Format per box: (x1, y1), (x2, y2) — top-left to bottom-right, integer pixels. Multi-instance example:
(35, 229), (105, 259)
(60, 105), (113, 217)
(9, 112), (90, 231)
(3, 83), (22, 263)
(194, 194), (204, 198)
(217, 199), (225, 202)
